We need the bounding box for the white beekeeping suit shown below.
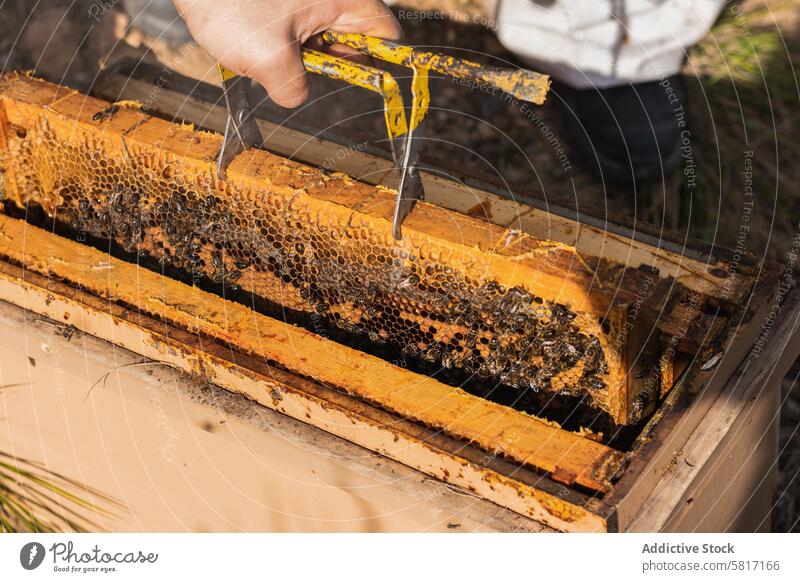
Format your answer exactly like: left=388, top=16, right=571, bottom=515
left=495, top=0, right=727, bottom=88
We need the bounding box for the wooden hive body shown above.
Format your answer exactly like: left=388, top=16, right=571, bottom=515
left=0, top=73, right=784, bottom=532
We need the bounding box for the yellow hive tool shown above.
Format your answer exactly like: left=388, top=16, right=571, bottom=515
left=216, top=32, right=550, bottom=239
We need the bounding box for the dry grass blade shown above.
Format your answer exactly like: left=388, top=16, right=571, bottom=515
left=0, top=452, right=123, bottom=532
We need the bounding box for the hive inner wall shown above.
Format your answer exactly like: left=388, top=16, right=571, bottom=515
left=0, top=92, right=639, bottom=424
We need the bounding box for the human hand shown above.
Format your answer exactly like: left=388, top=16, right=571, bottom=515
left=173, top=0, right=402, bottom=107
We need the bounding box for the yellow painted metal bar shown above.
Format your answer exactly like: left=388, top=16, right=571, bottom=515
left=301, top=48, right=409, bottom=139
left=407, top=64, right=429, bottom=133
left=218, top=55, right=414, bottom=139
left=219, top=32, right=547, bottom=142
left=323, top=31, right=415, bottom=66
left=318, top=32, right=430, bottom=132
left=321, top=31, right=550, bottom=106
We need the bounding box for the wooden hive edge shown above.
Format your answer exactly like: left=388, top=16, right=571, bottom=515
left=604, top=261, right=785, bottom=528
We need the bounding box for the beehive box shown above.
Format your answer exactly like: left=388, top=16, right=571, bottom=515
left=0, top=71, right=796, bottom=531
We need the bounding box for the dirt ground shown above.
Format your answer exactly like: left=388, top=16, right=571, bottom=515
left=0, top=0, right=798, bottom=532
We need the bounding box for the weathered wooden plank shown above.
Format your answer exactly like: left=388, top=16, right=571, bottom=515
left=628, top=291, right=800, bottom=531
left=606, top=263, right=783, bottom=528
left=0, top=296, right=559, bottom=533
left=0, top=258, right=608, bottom=530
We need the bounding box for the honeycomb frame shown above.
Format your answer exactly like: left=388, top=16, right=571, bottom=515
left=0, top=74, right=670, bottom=424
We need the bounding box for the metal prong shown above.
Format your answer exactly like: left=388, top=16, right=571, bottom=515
left=390, top=63, right=427, bottom=240
left=216, top=70, right=263, bottom=180
left=392, top=156, right=424, bottom=240
left=216, top=114, right=236, bottom=179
